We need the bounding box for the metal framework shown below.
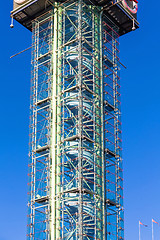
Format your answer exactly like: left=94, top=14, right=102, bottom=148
left=27, top=0, right=124, bottom=239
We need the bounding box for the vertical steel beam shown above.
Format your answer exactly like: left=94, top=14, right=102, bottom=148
left=94, top=9, right=103, bottom=240
left=56, top=5, right=62, bottom=240
left=51, top=5, right=58, bottom=240
left=100, top=9, right=106, bottom=240
left=78, top=0, right=83, bottom=239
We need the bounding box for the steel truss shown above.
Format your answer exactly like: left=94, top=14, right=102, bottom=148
left=27, top=1, right=124, bottom=239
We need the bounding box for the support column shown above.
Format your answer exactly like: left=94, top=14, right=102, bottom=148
left=51, top=4, right=58, bottom=240
left=78, top=0, right=83, bottom=239
left=56, top=5, right=62, bottom=240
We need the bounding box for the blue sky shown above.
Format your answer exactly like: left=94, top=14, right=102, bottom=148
left=0, top=1, right=160, bottom=240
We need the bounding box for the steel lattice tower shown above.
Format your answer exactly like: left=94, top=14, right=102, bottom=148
left=11, top=0, right=139, bottom=239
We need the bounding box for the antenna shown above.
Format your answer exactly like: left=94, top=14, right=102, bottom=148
left=10, top=46, right=32, bottom=59
left=132, top=18, right=136, bottom=31
left=10, top=16, right=14, bottom=28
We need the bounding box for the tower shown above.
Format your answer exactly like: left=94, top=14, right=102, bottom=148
left=11, top=0, right=139, bottom=239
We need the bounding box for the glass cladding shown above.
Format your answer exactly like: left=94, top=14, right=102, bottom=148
left=58, top=2, right=103, bottom=239
left=27, top=11, right=53, bottom=240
